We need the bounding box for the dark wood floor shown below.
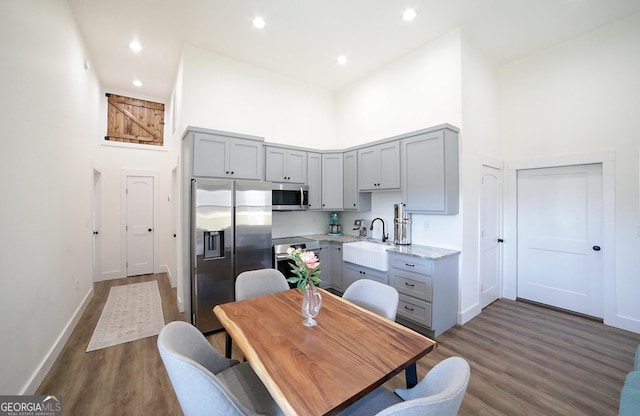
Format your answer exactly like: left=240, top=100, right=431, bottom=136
left=37, top=273, right=640, bottom=415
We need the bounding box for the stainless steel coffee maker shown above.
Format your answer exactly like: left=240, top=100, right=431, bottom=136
left=394, top=203, right=411, bottom=245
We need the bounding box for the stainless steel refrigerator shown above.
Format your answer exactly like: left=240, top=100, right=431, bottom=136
left=190, top=179, right=272, bottom=333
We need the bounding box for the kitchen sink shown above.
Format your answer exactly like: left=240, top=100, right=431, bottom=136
left=342, top=241, right=390, bottom=271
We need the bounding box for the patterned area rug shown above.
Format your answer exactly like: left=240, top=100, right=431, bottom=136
left=87, top=280, right=165, bottom=352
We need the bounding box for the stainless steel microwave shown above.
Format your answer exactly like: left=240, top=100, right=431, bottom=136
left=272, top=183, right=309, bottom=211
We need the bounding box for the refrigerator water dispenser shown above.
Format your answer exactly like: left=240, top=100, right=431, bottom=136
left=204, top=231, right=224, bottom=259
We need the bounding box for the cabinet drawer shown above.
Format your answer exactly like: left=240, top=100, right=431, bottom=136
left=397, top=294, right=432, bottom=328
left=391, top=272, right=432, bottom=302
left=391, top=257, right=432, bottom=275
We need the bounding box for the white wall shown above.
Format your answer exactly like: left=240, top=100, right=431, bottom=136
left=334, top=30, right=465, bottom=257
left=500, top=12, right=640, bottom=332
left=93, top=141, right=177, bottom=281
left=458, top=36, right=502, bottom=322
left=335, top=30, right=463, bottom=146
left=180, top=45, right=338, bottom=148
left=0, top=0, right=101, bottom=394
left=335, top=30, right=480, bottom=322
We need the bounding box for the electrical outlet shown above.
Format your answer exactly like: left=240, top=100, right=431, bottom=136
left=75, top=279, right=79, bottom=291
left=423, top=221, right=430, bottom=230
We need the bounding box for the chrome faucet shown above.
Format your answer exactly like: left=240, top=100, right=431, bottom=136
left=370, top=218, right=388, bottom=242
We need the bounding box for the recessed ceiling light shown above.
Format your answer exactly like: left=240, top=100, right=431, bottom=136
left=402, top=8, right=417, bottom=21
left=133, top=80, right=143, bottom=87
left=129, top=40, right=142, bottom=52
left=337, top=55, right=348, bottom=65
left=252, top=16, right=266, bottom=29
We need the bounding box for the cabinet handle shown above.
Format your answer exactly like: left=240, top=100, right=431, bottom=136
left=404, top=306, right=415, bottom=312
left=405, top=263, right=415, bottom=267
left=231, top=171, right=235, bottom=175
left=405, top=282, right=415, bottom=287
left=226, top=171, right=229, bottom=174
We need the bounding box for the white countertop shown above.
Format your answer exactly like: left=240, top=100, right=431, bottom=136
left=300, top=233, right=460, bottom=260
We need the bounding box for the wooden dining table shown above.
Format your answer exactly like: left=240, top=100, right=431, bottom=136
left=214, top=288, right=436, bottom=416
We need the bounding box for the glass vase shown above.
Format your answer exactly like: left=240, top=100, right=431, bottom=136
left=301, top=283, right=323, bottom=327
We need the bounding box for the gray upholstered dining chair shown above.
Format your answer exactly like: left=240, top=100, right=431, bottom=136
left=225, top=269, right=290, bottom=358
left=342, top=279, right=400, bottom=321
left=157, top=321, right=284, bottom=416
left=338, top=356, right=470, bottom=416
left=235, top=269, right=290, bottom=301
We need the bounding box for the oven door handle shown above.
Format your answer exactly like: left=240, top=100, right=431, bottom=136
left=275, top=253, right=290, bottom=261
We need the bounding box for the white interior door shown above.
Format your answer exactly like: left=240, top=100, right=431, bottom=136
left=169, top=167, right=178, bottom=287
left=126, top=176, right=154, bottom=276
left=480, top=164, right=502, bottom=309
left=92, top=169, right=102, bottom=282
left=517, top=164, right=603, bottom=317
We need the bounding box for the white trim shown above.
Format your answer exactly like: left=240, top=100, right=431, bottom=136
left=121, top=170, right=160, bottom=277
left=459, top=303, right=483, bottom=325
left=504, top=152, right=617, bottom=327
left=22, top=288, right=94, bottom=394
left=102, top=140, right=168, bottom=152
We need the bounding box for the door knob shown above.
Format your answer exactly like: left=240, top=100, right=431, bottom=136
left=592, top=245, right=601, bottom=251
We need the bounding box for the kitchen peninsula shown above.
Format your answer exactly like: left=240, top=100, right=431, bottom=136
left=303, top=233, right=460, bottom=337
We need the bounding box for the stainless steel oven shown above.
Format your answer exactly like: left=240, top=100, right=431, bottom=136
left=272, top=237, right=320, bottom=283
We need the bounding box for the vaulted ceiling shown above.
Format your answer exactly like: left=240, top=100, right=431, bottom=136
left=68, top=0, right=640, bottom=99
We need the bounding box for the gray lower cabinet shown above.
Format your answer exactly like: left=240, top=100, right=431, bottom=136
left=401, top=126, right=459, bottom=214
left=389, top=253, right=459, bottom=337
left=317, top=242, right=344, bottom=291
left=189, top=130, right=264, bottom=180
left=342, top=262, right=388, bottom=291
left=317, top=242, right=331, bottom=289
left=330, top=244, right=343, bottom=291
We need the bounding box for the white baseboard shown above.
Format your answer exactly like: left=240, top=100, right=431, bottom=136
left=22, top=287, right=94, bottom=394
left=177, top=295, right=184, bottom=313
left=458, top=302, right=482, bottom=325
left=606, top=314, right=640, bottom=335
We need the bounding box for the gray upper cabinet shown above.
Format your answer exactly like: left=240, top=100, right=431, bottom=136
left=191, top=131, right=264, bottom=180
left=321, top=153, right=343, bottom=210
left=401, top=127, right=459, bottom=214
left=265, top=146, right=307, bottom=183
left=307, top=152, right=322, bottom=210
left=358, top=141, right=401, bottom=191
left=343, top=150, right=371, bottom=211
